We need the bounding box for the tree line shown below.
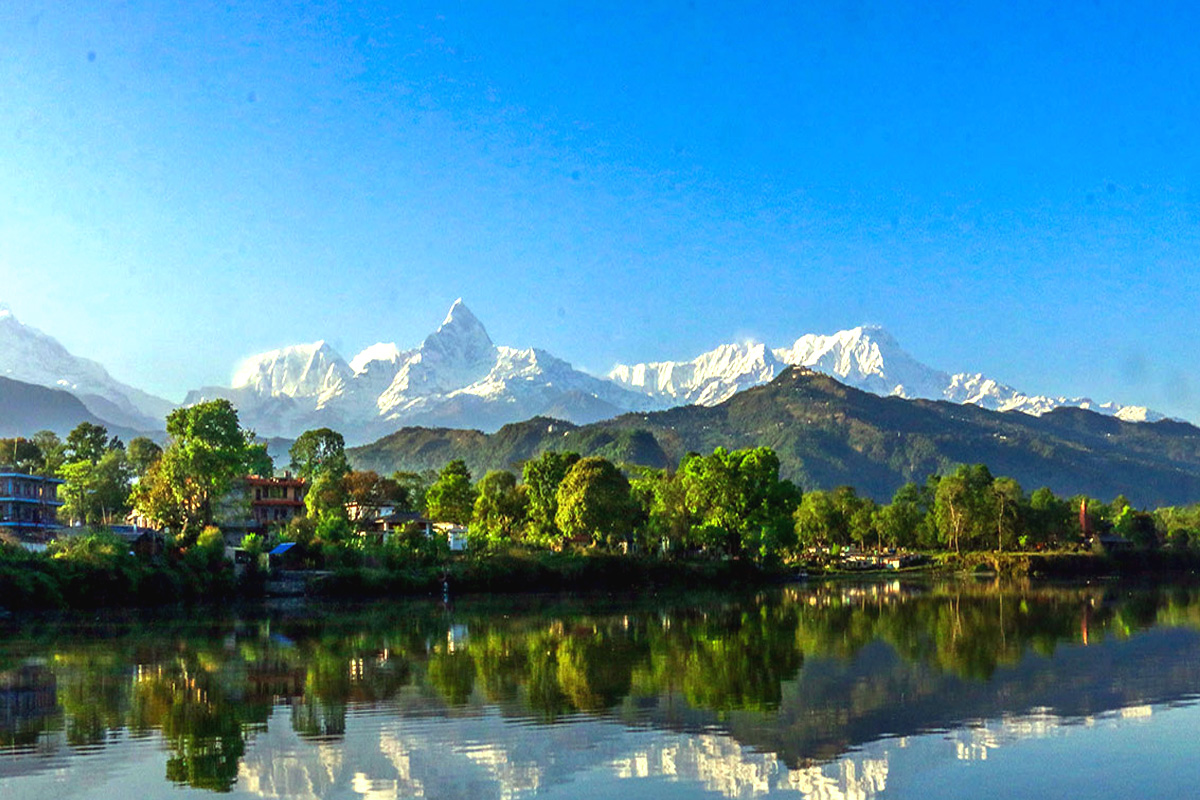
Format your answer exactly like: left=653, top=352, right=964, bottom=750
left=5, top=400, right=1200, bottom=565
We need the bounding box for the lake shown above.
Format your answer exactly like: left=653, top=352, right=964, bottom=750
left=4, top=579, right=1200, bottom=799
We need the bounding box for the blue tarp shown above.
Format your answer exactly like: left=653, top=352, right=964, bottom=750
left=268, top=542, right=297, bottom=555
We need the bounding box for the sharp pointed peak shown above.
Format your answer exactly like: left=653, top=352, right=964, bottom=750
left=441, top=298, right=479, bottom=327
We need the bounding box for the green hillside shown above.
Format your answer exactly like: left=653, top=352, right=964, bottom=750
left=349, top=367, right=1200, bottom=507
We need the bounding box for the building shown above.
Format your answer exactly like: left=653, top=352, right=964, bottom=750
left=360, top=510, right=434, bottom=540
left=0, top=470, right=64, bottom=540
left=246, top=474, right=308, bottom=528
left=217, top=473, right=308, bottom=544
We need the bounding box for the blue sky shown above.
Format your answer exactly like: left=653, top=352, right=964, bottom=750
left=1, top=1, right=1198, bottom=418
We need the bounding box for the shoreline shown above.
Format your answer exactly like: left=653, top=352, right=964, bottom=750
left=5, top=549, right=1200, bottom=617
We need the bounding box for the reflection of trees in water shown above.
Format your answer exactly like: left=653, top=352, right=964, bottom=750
left=9, top=582, right=1200, bottom=790
left=130, top=659, right=263, bottom=792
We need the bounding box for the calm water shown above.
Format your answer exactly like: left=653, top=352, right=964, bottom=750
left=5, top=580, right=1200, bottom=799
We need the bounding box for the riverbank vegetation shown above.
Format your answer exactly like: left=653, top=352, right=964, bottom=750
left=6, top=401, right=1200, bottom=609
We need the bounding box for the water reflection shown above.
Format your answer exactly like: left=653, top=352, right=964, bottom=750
left=2, top=580, right=1200, bottom=798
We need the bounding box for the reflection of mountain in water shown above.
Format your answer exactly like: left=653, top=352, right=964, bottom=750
left=237, top=709, right=892, bottom=800
left=5, top=582, right=1200, bottom=798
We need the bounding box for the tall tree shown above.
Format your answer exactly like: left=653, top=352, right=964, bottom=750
left=522, top=451, right=580, bottom=543
left=471, top=470, right=528, bottom=549
left=933, top=464, right=996, bottom=553
left=31, top=430, right=66, bottom=476
left=289, top=428, right=349, bottom=481
left=555, top=457, right=638, bottom=549
left=1028, top=486, right=1071, bottom=547
left=58, top=449, right=134, bottom=527
left=679, top=447, right=799, bottom=560
left=127, top=436, right=164, bottom=478
left=794, top=490, right=845, bottom=550
left=425, top=460, right=477, bottom=525
left=0, top=437, right=42, bottom=470
left=131, top=400, right=270, bottom=539
left=630, top=467, right=691, bottom=556
left=991, top=476, right=1024, bottom=552
left=66, top=421, right=118, bottom=464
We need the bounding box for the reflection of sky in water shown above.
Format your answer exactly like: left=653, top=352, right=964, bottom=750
left=4, top=701, right=1200, bottom=800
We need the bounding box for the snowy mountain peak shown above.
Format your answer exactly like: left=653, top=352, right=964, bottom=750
left=232, top=341, right=352, bottom=400
left=420, top=299, right=496, bottom=367
left=616, top=323, right=1163, bottom=424
left=442, top=297, right=473, bottom=326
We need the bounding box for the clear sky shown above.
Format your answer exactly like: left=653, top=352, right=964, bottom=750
left=1, top=1, right=1198, bottom=418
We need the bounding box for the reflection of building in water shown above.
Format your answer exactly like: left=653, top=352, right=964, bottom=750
left=0, top=663, right=59, bottom=748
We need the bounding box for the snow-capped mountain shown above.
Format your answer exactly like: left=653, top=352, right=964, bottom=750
left=0, top=306, right=174, bottom=431
left=186, top=300, right=654, bottom=442
left=610, top=325, right=1161, bottom=423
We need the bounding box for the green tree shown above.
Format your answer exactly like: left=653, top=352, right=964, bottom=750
left=555, top=457, right=638, bottom=549
left=392, top=470, right=435, bottom=513
left=1028, top=486, right=1071, bottom=547
left=877, top=482, right=932, bottom=549
left=794, top=490, right=844, bottom=550
left=471, top=470, right=528, bottom=549
left=288, top=428, right=349, bottom=481
left=305, top=468, right=348, bottom=520
left=1114, top=506, right=1160, bottom=549
left=933, top=464, right=996, bottom=553
left=58, top=449, right=134, bottom=527
left=425, top=460, right=477, bottom=525
left=131, top=400, right=269, bottom=540
left=66, top=421, right=117, bottom=464
left=522, top=451, right=580, bottom=544
left=991, top=476, right=1024, bottom=552
left=0, top=437, right=42, bottom=469
left=126, top=436, right=163, bottom=478
left=31, top=430, right=67, bottom=475
left=678, top=447, right=800, bottom=560
left=630, top=467, right=691, bottom=556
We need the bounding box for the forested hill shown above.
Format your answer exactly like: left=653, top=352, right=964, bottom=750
left=348, top=367, right=1200, bottom=507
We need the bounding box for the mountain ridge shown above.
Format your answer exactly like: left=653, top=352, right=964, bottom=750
left=349, top=367, right=1200, bottom=508
left=0, top=300, right=1169, bottom=445
left=610, top=324, right=1160, bottom=423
